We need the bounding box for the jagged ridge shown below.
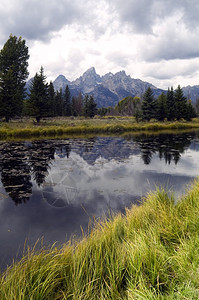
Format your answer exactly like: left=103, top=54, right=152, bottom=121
left=53, top=67, right=165, bottom=107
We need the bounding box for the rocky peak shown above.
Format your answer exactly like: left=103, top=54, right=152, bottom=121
left=82, top=67, right=101, bottom=82
left=115, top=70, right=127, bottom=77
left=101, top=72, right=114, bottom=81
left=73, top=67, right=101, bottom=93
left=53, top=75, right=70, bottom=92
left=82, top=66, right=96, bottom=76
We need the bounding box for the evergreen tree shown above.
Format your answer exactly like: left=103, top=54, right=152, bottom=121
left=28, top=67, right=49, bottom=123
left=48, top=81, right=56, bottom=117
left=157, top=93, right=167, bottom=121
left=141, top=87, right=157, bottom=121
left=195, top=98, right=199, bottom=116
left=72, top=92, right=83, bottom=116
left=83, top=95, right=97, bottom=118
left=64, top=85, right=71, bottom=116
left=54, top=89, right=64, bottom=116
left=77, top=92, right=84, bottom=116
left=166, top=87, right=175, bottom=121
left=71, top=96, right=77, bottom=116
left=174, top=85, right=187, bottom=120
left=186, top=100, right=196, bottom=121
left=83, top=94, right=90, bottom=117
left=0, top=35, right=29, bottom=121
left=88, top=95, right=97, bottom=117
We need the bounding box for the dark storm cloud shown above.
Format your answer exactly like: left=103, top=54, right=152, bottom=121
left=0, top=0, right=90, bottom=43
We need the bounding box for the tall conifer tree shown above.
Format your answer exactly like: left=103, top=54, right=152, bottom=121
left=48, top=81, right=56, bottom=117
left=28, top=67, right=49, bottom=123
left=141, top=87, right=157, bottom=121
left=166, top=87, right=175, bottom=121
left=157, top=93, right=167, bottom=121
left=174, top=85, right=187, bottom=120
left=0, top=35, right=29, bottom=121
left=64, top=85, right=71, bottom=116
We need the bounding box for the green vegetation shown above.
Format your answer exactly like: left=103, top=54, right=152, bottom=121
left=1, top=117, right=199, bottom=140
left=0, top=35, right=29, bottom=122
left=100, top=86, right=197, bottom=122
left=27, top=67, right=50, bottom=123
left=1, top=178, right=199, bottom=299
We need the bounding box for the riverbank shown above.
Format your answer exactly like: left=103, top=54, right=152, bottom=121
left=1, top=116, right=199, bottom=139
left=1, top=178, right=199, bottom=299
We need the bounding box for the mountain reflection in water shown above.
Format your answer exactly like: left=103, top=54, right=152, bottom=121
left=0, top=132, right=197, bottom=205
left=0, top=132, right=199, bottom=269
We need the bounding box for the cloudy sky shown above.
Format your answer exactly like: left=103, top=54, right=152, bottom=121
left=1, top=0, right=199, bottom=89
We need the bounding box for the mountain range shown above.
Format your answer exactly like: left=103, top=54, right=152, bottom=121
left=26, top=67, right=199, bottom=107
left=53, top=67, right=165, bottom=107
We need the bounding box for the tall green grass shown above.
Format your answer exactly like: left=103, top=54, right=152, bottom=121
left=1, top=117, right=199, bottom=139
left=1, top=179, right=199, bottom=299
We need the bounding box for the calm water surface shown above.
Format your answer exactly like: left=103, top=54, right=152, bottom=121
left=0, top=131, right=199, bottom=269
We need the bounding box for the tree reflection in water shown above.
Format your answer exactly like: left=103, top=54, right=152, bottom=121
left=29, top=141, right=56, bottom=186
left=0, top=143, right=32, bottom=205
left=0, top=132, right=196, bottom=204
left=133, top=132, right=195, bottom=165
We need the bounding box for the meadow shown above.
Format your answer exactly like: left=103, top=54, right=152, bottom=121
left=1, top=177, right=199, bottom=299
left=1, top=116, right=199, bottom=139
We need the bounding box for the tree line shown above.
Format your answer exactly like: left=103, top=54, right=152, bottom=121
left=0, top=34, right=197, bottom=123
left=98, top=86, right=197, bottom=121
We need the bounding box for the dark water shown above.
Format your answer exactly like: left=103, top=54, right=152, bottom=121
left=0, top=131, right=199, bottom=269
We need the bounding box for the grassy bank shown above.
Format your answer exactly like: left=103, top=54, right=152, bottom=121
left=1, top=179, right=199, bottom=299
left=1, top=117, right=199, bottom=139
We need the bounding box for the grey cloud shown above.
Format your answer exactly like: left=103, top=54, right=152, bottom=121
left=0, top=0, right=91, bottom=43
left=108, top=0, right=199, bottom=33
left=111, top=0, right=154, bottom=33
left=141, top=30, right=199, bottom=62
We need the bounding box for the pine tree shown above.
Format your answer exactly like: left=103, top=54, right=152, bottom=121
left=71, top=94, right=83, bottom=117
left=157, top=93, right=167, bottom=121
left=48, top=81, right=56, bottom=117
left=28, top=67, right=49, bottom=123
left=83, top=95, right=97, bottom=118
left=83, top=94, right=90, bottom=117
left=88, top=95, right=97, bottom=117
left=54, top=89, right=64, bottom=116
left=185, top=100, right=196, bottom=121
left=174, top=85, right=187, bottom=120
left=166, top=87, right=175, bottom=121
left=64, top=85, right=71, bottom=116
left=141, top=87, right=157, bottom=121
left=71, top=96, right=77, bottom=116
left=0, top=35, right=29, bottom=121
